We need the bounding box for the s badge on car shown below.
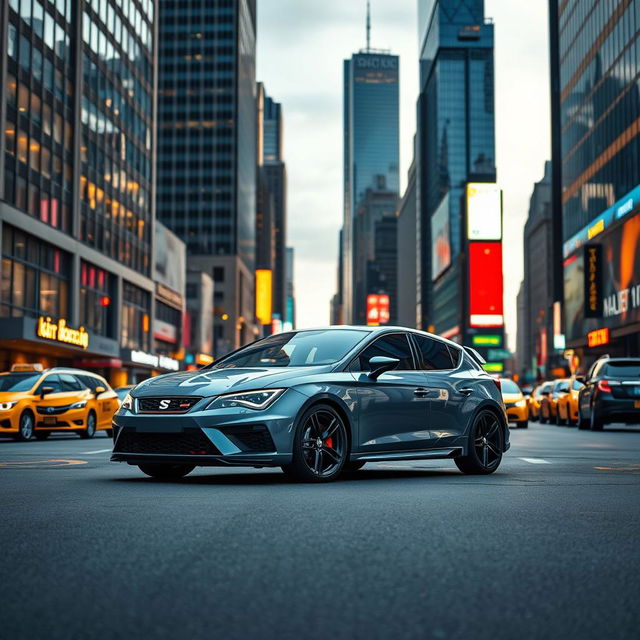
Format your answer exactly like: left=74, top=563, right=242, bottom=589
left=159, top=399, right=171, bottom=410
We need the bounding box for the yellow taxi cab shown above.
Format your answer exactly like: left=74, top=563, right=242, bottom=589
left=500, top=378, right=529, bottom=428
left=556, top=375, right=585, bottom=426
left=540, top=378, right=569, bottom=424
left=0, top=364, right=118, bottom=441
left=528, top=381, right=552, bottom=422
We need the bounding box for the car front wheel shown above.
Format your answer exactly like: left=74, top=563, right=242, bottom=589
left=139, top=464, right=195, bottom=480
left=81, top=411, right=97, bottom=439
left=282, top=403, right=348, bottom=482
left=455, top=410, right=503, bottom=475
left=16, top=411, right=35, bottom=441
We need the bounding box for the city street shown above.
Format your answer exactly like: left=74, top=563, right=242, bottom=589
left=0, top=424, right=638, bottom=639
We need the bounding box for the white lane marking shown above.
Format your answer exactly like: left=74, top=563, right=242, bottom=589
left=519, top=457, right=551, bottom=464
left=82, top=449, right=112, bottom=455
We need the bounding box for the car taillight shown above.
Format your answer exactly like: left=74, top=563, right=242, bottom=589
left=493, top=378, right=501, bottom=393
left=597, top=380, right=612, bottom=393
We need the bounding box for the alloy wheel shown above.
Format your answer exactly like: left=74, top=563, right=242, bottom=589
left=300, top=409, right=347, bottom=478
left=473, top=412, right=502, bottom=470
left=19, top=413, right=34, bottom=440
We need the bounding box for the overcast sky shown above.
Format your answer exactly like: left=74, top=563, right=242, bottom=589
left=256, top=0, right=551, bottom=349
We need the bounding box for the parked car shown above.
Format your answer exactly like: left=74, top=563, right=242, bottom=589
left=111, top=327, right=510, bottom=482
left=0, top=364, right=118, bottom=440
left=500, top=378, right=528, bottom=428
left=528, top=382, right=552, bottom=422
left=578, top=356, right=640, bottom=430
left=556, top=375, right=585, bottom=425
left=540, top=379, right=568, bottom=424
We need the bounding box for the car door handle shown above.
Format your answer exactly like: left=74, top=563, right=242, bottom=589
left=459, top=388, right=474, bottom=396
left=414, top=388, right=429, bottom=398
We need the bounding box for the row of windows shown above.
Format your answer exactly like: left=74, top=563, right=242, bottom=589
left=80, top=261, right=114, bottom=337
left=86, top=0, right=152, bottom=53
left=121, top=281, right=151, bottom=351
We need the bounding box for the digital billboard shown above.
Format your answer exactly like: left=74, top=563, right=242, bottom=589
left=366, top=294, right=390, bottom=326
left=255, top=270, right=273, bottom=326
left=466, top=183, right=502, bottom=241
left=468, top=242, right=504, bottom=327
left=431, top=193, right=451, bottom=279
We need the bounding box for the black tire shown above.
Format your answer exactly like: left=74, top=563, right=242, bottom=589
left=590, top=407, right=604, bottom=431
left=105, top=429, right=113, bottom=438
left=138, top=464, right=195, bottom=480
left=555, top=409, right=564, bottom=426
left=540, top=412, right=548, bottom=424
left=281, top=403, right=349, bottom=483
left=34, top=431, right=50, bottom=440
left=80, top=411, right=97, bottom=439
left=517, top=421, right=528, bottom=429
left=455, top=410, right=504, bottom=475
left=15, top=411, right=35, bottom=441
left=577, top=407, right=590, bottom=429
left=343, top=461, right=366, bottom=472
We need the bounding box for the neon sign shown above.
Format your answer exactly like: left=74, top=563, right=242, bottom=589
left=36, top=317, right=90, bottom=349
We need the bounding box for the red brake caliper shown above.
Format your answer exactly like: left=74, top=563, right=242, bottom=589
left=325, top=437, right=333, bottom=449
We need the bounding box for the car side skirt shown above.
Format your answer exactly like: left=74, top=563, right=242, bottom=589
left=350, top=447, right=463, bottom=462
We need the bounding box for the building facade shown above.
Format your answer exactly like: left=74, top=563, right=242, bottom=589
left=550, top=0, right=640, bottom=367
left=157, top=0, right=257, bottom=355
left=397, top=155, right=417, bottom=328
left=341, top=49, right=399, bottom=325
left=417, top=0, right=500, bottom=366
left=0, top=0, right=182, bottom=384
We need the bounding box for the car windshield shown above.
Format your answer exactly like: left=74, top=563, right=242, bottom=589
left=500, top=379, right=520, bottom=394
left=0, top=373, right=41, bottom=392
left=213, top=329, right=369, bottom=369
left=603, top=362, right=640, bottom=378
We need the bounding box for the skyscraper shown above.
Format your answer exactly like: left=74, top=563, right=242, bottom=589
left=417, top=0, right=497, bottom=352
left=550, top=0, right=640, bottom=363
left=0, top=0, right=183, bottom=383
left=157, top=0, right=257, bottom=354
left=341, top=16, right=399, bottom=325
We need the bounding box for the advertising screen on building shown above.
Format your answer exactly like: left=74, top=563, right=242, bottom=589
left=468, top=242, right=504, bottom=327
left=467, top=183, right=502, bottom=241
left=431, top=193, right=451, bottom=279
left=366, top=294, right=390, bottom=326
left=255, top=270, right=273, bottom=325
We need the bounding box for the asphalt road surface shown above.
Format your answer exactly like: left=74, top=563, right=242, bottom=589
left=1, top=422, right=639, bottom=640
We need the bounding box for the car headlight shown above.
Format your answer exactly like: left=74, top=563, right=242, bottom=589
left=69, top=401, right=87, bottom=409
left=206, top=389, right=285, bottom=411
left=0, top=401, right=17, bottom=411
left=120, top=393, right=134, bottom=411
left=515, top=399, right=526, bottom=407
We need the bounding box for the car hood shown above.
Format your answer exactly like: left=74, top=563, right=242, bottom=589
left=131, top=366, right=332, bottom=398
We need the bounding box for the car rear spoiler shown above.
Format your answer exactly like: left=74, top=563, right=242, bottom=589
left=463, top=346, right=486, bottom=366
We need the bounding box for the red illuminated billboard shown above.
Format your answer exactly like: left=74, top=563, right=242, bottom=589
left=469, top=242, right=504, bottom=327
left=366, top=294, right=390, bottom=326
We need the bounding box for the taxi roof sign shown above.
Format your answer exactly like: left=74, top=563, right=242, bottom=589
left=10, top=363, right=44, bottom=372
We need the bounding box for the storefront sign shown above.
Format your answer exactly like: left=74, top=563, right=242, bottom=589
left=472, top=335, right=502, bottom=347
left=129, top=350, right=180, bottom=371
left=36, top=316, right=90, bottom=350
left=583, top=244, right=602, bottom=318
left=587, top=328, right=609, bottom=348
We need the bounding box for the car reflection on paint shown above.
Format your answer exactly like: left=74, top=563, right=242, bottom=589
left=111, top=327, right=510, bottom=483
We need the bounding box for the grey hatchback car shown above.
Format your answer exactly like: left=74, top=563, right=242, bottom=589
left=111, top=327, right=509, bottom=482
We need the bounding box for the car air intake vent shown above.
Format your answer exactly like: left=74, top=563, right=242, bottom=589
left=114, top=431, right=220, bottom=455
left=36, top=405, right=71, bottom=415
left=137, top=397, right=201, bottom=413
left=220, top=425, right=276, bottom=452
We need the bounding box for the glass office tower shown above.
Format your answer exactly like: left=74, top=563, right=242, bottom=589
left=342, top=51, right=399, bottom=324
left=551, top=0, right=640, bottom=361
left=0, top=0, right=167, bottom=382
left=417, top=0, right=496, bottom=341
left=157, top=0, right=257, bottom=353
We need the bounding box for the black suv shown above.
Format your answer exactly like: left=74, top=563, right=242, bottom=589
left=578, top=356, right=640, bottom=430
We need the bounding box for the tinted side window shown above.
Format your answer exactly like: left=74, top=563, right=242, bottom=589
left=413, top=335, right=455, bottom=370
left=36, top=375, right=62, bottom=393
left=351, top=334, right=415, bottom=372
left=60, top=374, right=82, bottom=391
left=77, top=375, right=102, bottom=391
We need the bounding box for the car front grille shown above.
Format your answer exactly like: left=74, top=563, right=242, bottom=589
left=220, top=425, right=276, bottom=452
left=136, top=397, right=202, bottom=414
left=36, top=405, right=71, bottom=415
left=114, top=430, right=220, bottom=456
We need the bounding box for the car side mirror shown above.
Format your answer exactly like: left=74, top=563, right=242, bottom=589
left=40, top=386, right=54, bottom=398
left=94, top=386, right=106, bottom=395
left=368, top=356, right=399, bottom=380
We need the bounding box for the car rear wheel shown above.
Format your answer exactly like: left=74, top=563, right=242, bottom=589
left=590, top=407, right=604, bottom=431
left=15, top=411, right=34, bottom=441
left=138, top=464, right=195, bottom=480
left=577, top=406, right=590, bottom=430
left=282, top=403, right=348, bottom=482
left=517, top=420, right=528, bottom=429
left=80, top=411, right=96, bottom=439
left=455, top=410, right=503, bottom=475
